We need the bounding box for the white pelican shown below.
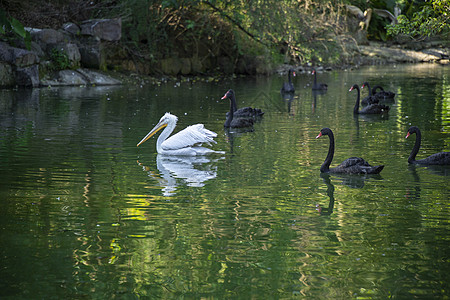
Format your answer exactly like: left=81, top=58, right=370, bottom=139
left=137, top=113, right=223, bottom=156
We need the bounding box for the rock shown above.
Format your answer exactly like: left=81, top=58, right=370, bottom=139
left=161, top=58, right=182, bottom=75
left=29, top=28, right=65, bottom=52
left=76, top=69, right=122, bottom=85
left=0, top=42, right=40, bottom=87
left=56, top=43, right=81, bottom=67
left=80, top=18, right=122, bottom=41
left=0, top=42, right=14, bottom=62
left=354, top=30, right=369, bottom=45
left=236, top=55, right=272, bottom=75
left=180, top=58, right=191, bottom=75
left=0, top=62, right=14, bottom=87
left=421, top=49, right=449, bottom=59
left=359, top=45, right=442, bottom=63
left=78, top=38, right=104, bottom=69
left=63, top=23, right=81, bottom=35
left=30, top=41, right=45, bottom=58
left=40, top=69, right=121, bottom=86
left=12, top=47, right=40, bottom=67
left=43, top=70, right=87, bottom=86
left=0, top=42, right=38, bottom=67
left=15, top=65, right=40, bottom=87
left=190, top=57, right=204, bottom=74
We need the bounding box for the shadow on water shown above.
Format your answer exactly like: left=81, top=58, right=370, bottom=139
left=331, top=172, right=383, bottom=189
left=315, top=171, right=383, bottom=216
left=137, top=155, right=222, bottom=196
left=408, top=163, right=450, bottom=177
left=311, top=89, right=327, bottom=115
left=406, top=164, right=422, bottom=201
left=316, top=173, right=335, bottom=216
left=280, top=91, right=295, bottom=115
left=224, top=127, right=255, bottom=154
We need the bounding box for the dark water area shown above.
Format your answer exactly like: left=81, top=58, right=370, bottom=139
left=0, top=64, right=449, bottom=298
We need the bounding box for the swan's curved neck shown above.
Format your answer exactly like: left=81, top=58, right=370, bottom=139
left=288, top=70, right=293, bottom=84
left=408, top=130, right=421, bottom=163
left=313, top=71, right=317, bottom=85
left=321, top=132, right=335, bottom=172
left=353, top=86, right=361, bottom=114
left=156, top=121, right=176, bottom=153
left=366, top=83, right=372, bottom=96
left=224, top=98, right=234, bottom=127
left=231, top=94, right=238, bottom=112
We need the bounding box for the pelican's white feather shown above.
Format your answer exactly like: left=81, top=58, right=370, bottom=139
left=162, top=124, right=217, bottom=150
left=137, top=112, right=223, bottom=156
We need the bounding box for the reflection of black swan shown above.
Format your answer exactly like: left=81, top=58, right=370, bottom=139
left=312, top=68, right=328, bottom=90
left=406, top=126, right=450, bottom=165
left=222, top=89, right=261, bottom=128
left=361, top=82, right=379, bottom=105
left=316, top=127, right=384, bottom=174
left=222, top=89, right=264, bottom=118
left=317, top=173, right=335, bottom=216
left=350, top=84, right=389, bottom=114
left=281, top=68, right=296, bottom=93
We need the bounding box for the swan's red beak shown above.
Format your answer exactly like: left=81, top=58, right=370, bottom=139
left=293, top=71, right=296, bottom=76
left=405, top=132, right=411, bottom=139
left=349, top=87, right=354, bottom=92
left=316, top=132, right=323, bottom=139
left=221, top=93, right=228, bottom=100
left=312, top=70, right=315, bottom=75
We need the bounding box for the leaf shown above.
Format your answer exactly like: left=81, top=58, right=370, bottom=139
left=186, top=20, right=195, bottom=30
left=24, top=31, right=32, bottom=50
left=10, top=17, right=26, bottom=38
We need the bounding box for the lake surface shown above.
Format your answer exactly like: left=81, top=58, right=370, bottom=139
left=1, top=64, right=449, bottom=299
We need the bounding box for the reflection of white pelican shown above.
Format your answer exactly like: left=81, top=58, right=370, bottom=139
left=137, top=113, right=223, bottom=155
left=138, top=155, right=220, bottom=196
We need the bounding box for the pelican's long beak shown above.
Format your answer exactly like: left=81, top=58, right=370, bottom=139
left=137, top=121, right=167, bottom=147
left=316, top=132, right=323, bottom=139
left=405, top=132, right=411, bottom=139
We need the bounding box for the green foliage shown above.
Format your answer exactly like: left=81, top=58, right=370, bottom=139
left=0, top=8, right=31, bottom=49
left=49, top=48, right=71, bottom=71
left=203, top=0, right=347, bottom=65
left=386, top=0, right=450, bottom=40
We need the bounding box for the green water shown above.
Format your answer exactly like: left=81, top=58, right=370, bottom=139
left=1, top=64, right=449, bottom=299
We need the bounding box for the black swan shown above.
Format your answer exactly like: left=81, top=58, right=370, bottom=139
left=281, top=69, right=296, bottom=93
left=316, top=127, right=384, bottom=174
left=361, top=82, right=380, bottom=105
left=405, top=126, right=450, bottom=165
left=372, top=85, right=395, bottom=100
left=350, top=84, right=389, bottom=114
left=222, top=90, right=258, bottom=128
left=312, top=69, right=328, bottom=90
left=222, top=89, right=264, bottom=118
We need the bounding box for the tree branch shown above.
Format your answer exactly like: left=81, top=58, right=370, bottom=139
left=202, top=0, right=270, bottom=48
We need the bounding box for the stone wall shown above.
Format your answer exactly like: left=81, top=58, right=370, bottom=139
left=0, top=18, right=122, bottom=88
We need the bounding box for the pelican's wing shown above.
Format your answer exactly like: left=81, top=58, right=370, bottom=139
left=161, top=124, right=217, bottom=151
left=374, top=8, right=397, bottom=24
left=346, top=4, right=364, bottom=20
